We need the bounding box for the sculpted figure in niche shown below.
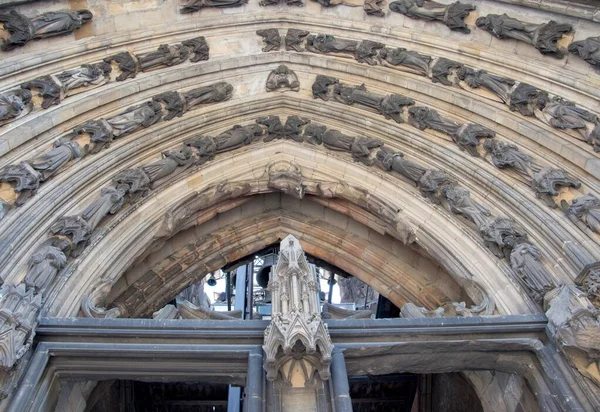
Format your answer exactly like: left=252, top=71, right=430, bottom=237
left=182, top=37, right=210, bottom=62
left=137, top=44, right=190, bottom=72
left=569, top=37, right=600, bottom=69
left=441, top=185, right=491, bottom=228
left=285, top=29, right=310, bottom=52
left=457, top=68, right=515, bottom=104
left=0, top=89, right=32, bottom=124
left=355, top=40, right=385, bottom=65
left=104, top=52, right=139, bottom=82
left=153, top=91, right=186, bottom=121
left=431, top=58, right=463, bottom=86
left=303, top=123, right=327, bottom=145
left=20, top=76, right=62, bottom=109
left=306, top=34, right=358, bottom=57
left=483, top=140, right=532, bottom=176
left=25, top=238, right=70, bottom=292
left=389, top=0, right=475, bottom=33
left=0, top=9, right=92, bottom=51
left=480, top=217, right=527, bottom=259
left=510, top=242, right=554, bottom=303
left=141, top=147, right=194, bottom=186
left=112, top=169, right=151, bottom=202
left=81, top=187, right=127, bottom=231
left=266, top=65, right=300, bottom=92
left=565, top=195, right=600, bottom=235
left=322, top=130, right=382, bottom=165
left=0, top=163, right=41, bottom=205
left=189, top=124, right=263, bottom=164
left=312, top=75, right=339, bottom=101
left=475, top=14, right=572, bottom=58
left=532, top=167, right=581, bottom=208
left=29, top=139, right=86, bottom=181
left=183, top=82, right=233, bottom=109
left=256, top=116, right=284, bottom=142
left=364, top=0, right=386, bottom=17
left=508, top=83, right=548, bottom=117
left=257, top=29, right=281, bottom=52
left=181, top=0, right=249, bottom=12
left=284, top=116, right=310, bottom=142
left=105, top=101, right=163, bottom=138
left=50, top=215, right=91, bottom=257
left=379, top=47, right=432, bottom=76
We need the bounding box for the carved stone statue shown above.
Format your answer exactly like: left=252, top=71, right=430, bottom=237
left=508, top=83, right=548, bottom=117
left=0, top=9, right=93, bottom=51
left=29, top=138, right=85, bottom=180
left=257, top=116, right=285, bottom=142
left=81, top=187, right=127, bottom=231
left=189, top=124, right=263, bottom=164
left=20, top=76, right=61, bottom=109
left=565, top=194, right=600, bottom=235
left=431, top=58, right=463, bottom=86
left=483, top=140, right=531, bottom=176
left=475, top=14, right=573, bottom=58
left=56, top=62, right=112, bottom=96
left=408, top=106, right=461, bottom=135
left=453, top=296, right=495, bottom=316
left=0, top=162, right=41, bottom=206
left=50, top=215, right=91, bottom=256
left=285, top=29, right=310, bottom=52
left=306, top=34, right=358, bottom=57
left=356, top=40, right=385, bottom=65
left=267, top=161, right=305, bottom=199
left=322, top=130, right=383, bottom=165
left=510, top=242, right=554, bottom=303
left=569, top=36, right=600, bottom=69
left=153, top=91, right=186, bottom=121
left=284, top=116, right=310, bottom=142
left=539, top=97, right=599, bottom=149
left=25, top=237, right=70, bottom=292
left=364, top=0, right=386, bottom=17
left=183, top=82, right=233, bottom=109
left=0, top=89, right=32, bottom=124
left=334, top=83, right=413, bottom=123
left=418, top=169, right=451, bottom=202
left=105, top=101, right=163, bottom=137
left=379, top=47, right=432, bottom=76
left=389, top=0, right=475, bottom=33
left=182, top=37, right=210, bottom=62
left=442, top=185, right=491, bottom=228
left=532, top=167, right=581, bottom=208
left=72, top=119, right=113, bottom=154
left=458, top=68, right=515, bottom=103
left=380, top=94, right=415, bottom=123
left=181, top=0, right=249, bottom=12
left=141, top=147, right=194, bottom=186
left=312, top=75, right=339, bottom=100
left=257, top=29, right=281, bottom=52
left=303, top=123, right=327, bottom=145
left=137, top=44, right=189, bottom=72
left=266, top=65, right=300, bottom=92
left=260, top=0, right=303, bottom=6
left=479, top=217, right=528, bottom=259
left=376, top=147, right=427, bottom=185
left=453, top=124, right=496, bottom=157
left=112, top=169, right=151, bottom=202
left=103, top=52, right=139, bottom=82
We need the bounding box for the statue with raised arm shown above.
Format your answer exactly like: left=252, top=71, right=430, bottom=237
left=183, top=82, right=233, bottom=109
left=137, top=44, right=190, bottom=72
left=181, top=0, right=249, bottom=12
left=569, top=36, right=600, bottom=69
left=0, top=89, right=32, bottom=124
left=81, top=187, right=127, bottom=231
left=141, top=147, right=194, bottom=185
left=390, top=0, right=475, bottom=33
left=25, top=238, right=70, bottom=292
left=483, top=140, right=532, bottom=176
left=105, top=101, right=163, bottom=138
left=476, top=14, right=572, bottom=58
left=29, top=138, right=86, bottom=180
left=0, top=9, right=93, bottom=51
left=379, top=47, right=432, bottom=76
left=457, top=68, right=515, bottom=103
left=442, top=185, right=491, bottom=228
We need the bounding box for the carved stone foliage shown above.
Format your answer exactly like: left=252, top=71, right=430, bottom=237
left=263, top=235, right=333, bottom=382
left=0, top=9, right=93, bottom=51
left=180, top=0, right=249, bottom=13
left=0, top=89, right=32, bottom=126
left=266, top=65, right=300, bottom=92
left=569, top=36, right=600, bottom=69
left=565, top=195, right=600, bottom=235
left=389, top=0, right=475, bottom=33
left=475, top=14, right=572, bottom=58
left=257, top=29, right=281, bottom=52
left=532, top=167, right=581, bottom=208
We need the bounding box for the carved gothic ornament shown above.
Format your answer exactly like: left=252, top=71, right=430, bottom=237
left=509, top=242, right=555, bottom=304
left=180, top=0, right=249, bottom=13
left=569, top=36, right=600, bottom=69
left=0, top=9, right=92, bottom=51
left=265, top=65, right=300, bottom=92
left=0, top=89, right=32, bottom=126
left=389, top=0, right=475, bottom=33
left=565, top=195, right=600, bottom=235
left=263, top=235, right=333, bottom=382
left=575, top=262, right=600, bottom=309
left=532, top=167, right=581, bottom=208
left=257, top=29, right=281, bottom=52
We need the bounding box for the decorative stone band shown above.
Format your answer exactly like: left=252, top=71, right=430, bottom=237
left=257, top=30, right=600, bottom=152
left=0, top=81, right=232, bottom=214
left=0, top=36, right=209, bottom=127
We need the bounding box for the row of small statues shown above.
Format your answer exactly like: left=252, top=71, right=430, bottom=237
left=258, top=29, right=600, bottom=152
left=0, top=37, right=209, bottom=128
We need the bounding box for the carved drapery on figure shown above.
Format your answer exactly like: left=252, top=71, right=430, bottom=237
left=569, top=36, right=600, bottom=69
left=565, top=195, right=600, bottom=235
left=389, top=0, right=475, bottom=33
left=180, top=0, right=249, bottom=13
left=0, top=9, right=93, bottom=51
left=263, top=235, right=333, bottom=382
left=257, top=29, right=281, bottom=52
left=0, top=89, right=32, bottom=125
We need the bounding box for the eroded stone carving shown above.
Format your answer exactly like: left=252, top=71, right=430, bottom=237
left=112, top=169, right=151, bottom=202
left=565, top=195, right=600, bottom=235
left=510, top=242, right=554, bottom=303
left=458, top=68, right=515, bottom=104
left=431, top=58, right=462, bottom=86
left=442, top=185, right=491, bottom=227
left=453, top=296, right=495, bottom=316
left=483, top=140, right=532, bottom=176
left=257, top=29, right=281, bottom=52
left=306, top=34, right=358, bottom=57
left=266, top=65, right=300, bottom=92
left=180, top=0, right=249, bottom=13
left=322, top=130, right=383, bottom=165
left=0, top=9, right=93, bottom=51
left=81, top=296, right=123, bottom=319
left=509, top=83, right=548, bottom=117
left=284, top=116, right=310, bottom=142
left=356, top=40, right=385, bottom=65
left=364, top=0, right=386, bottom=17
left=312, top=75, right=339, bottom=100
left=303, top=123, right=327, bottom=145
left=29, top=139, right=85, bottom=181
left=182, top=82, right=233, bottom=109
left=73, top=119, right=113, bottom=153
left=257, top=116, right=284, bottom=142
left=25, top=238, right=70, bottom=292
left=20, top=76, right=61, bottom=110
left=285, top=29, right=310, bottom=52
left=334, top=83, right=414, bottom=123
left=267, top=161, right=305, bottom=199
left=153, top=91, right=186, bottom=121
left=569, top=36, right=600, bottom=69
left=81, top=187, right=127, bottom=231
left=389, top=0, right=475, bottom=33
left=0, top=163, right=41, bottom=206
left=137, top=44, right=190, bottom=72
left=49, top=215, right=91, bottom=257
left=182, top=37, right=210, bottom=62
left=380, top=47, right=432, bottom=76
left=532, top=167, right=581, bottom=208
left=321, top=302, right=372, bottom=319
left=401, top=302, right=444, bottom=318
left=475, top=14, right=572, bottom=58
left=189, top=124, right=263, bottom=164
left=103, top=52, right=139, bottom=82
left=105, top=101, right=163, bottom=138
left=141, top=147, right=194, bottom=186
left=480, top=217, right=527, bottom=259
left=0, top=89, right=32, bottom=125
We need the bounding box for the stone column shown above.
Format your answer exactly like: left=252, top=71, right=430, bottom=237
left=331, top=347, right=353, bottom=412
left=243, top=348, right=264, bottom=412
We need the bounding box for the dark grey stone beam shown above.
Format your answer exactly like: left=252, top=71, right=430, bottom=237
left=331, top=347, right=352, bottom=412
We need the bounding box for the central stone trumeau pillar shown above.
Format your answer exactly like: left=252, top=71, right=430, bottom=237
left=263, top=235, right=334, bottom=411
